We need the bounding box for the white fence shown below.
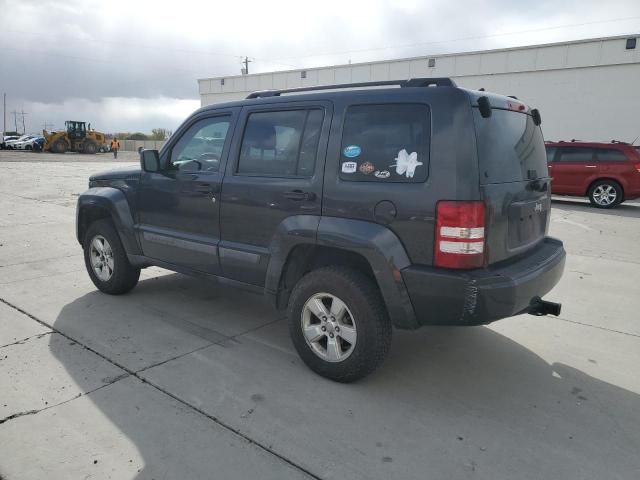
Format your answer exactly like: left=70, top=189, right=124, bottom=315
left=117, top=140, right=167, bottom=152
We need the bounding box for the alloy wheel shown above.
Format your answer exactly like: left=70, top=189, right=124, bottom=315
left=301, top=293, right=357, bottom=362
left=89, top=235, right=114, bottom=281
left=592, top=184, right=617, bottom=206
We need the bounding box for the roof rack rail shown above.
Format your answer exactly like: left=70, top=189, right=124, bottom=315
left=246, top=77, right=457, bottom=99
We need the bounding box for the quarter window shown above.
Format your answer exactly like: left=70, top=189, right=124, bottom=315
left=339, top=104, right=430, bottom=182
left=170, top=116, right=230, bottom=172
left=238, top=109, right=324, bottom=177
left=595, top=149, right=627, bottom=162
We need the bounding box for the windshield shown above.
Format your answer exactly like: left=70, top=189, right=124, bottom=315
left=473, top=109, right=548, bottom=184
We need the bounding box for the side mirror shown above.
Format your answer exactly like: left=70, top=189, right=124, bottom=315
left=141, top=149, right=160, bottom=172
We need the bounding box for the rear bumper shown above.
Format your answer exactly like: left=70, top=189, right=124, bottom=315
left=401, top=237, right=566, bottom=326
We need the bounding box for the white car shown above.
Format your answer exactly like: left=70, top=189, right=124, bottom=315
left=5, top=135, right=35, bottom=149
left=14, top=136, right=43, bottom=150
left=2, top=135, right=20, bottom=148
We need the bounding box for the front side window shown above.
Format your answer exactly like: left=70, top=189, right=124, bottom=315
left=555, top=147, right=595, bottom=162
left=170, top=116, right=230, bottom=172
left=237, top=109, right=324, bottom=177
left=339, top=104, right=430, bottom=183
left=595, top=148, right=627, bottom=162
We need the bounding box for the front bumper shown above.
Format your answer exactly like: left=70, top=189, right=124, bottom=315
left=401, top=237, right=566, bottom=326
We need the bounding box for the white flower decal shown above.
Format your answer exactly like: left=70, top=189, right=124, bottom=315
left=390, top=149, right=422, bottom=178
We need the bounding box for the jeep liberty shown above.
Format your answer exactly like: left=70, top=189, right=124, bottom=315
left=77, top=78, right=565, bottom=382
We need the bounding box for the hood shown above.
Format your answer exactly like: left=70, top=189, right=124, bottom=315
left=89, top=166, right=141, bottom=182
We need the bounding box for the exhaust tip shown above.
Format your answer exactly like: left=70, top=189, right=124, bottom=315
left=528, top=296, right=562, bottom=317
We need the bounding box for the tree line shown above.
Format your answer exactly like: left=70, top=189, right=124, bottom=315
left=110, top=128, right=172, bottom=141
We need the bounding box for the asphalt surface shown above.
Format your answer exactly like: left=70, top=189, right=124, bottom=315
left=1, top=151, right=639, bottom=480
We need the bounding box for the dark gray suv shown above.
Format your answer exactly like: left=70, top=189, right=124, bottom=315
left=77, top=78, right=565, bottom=382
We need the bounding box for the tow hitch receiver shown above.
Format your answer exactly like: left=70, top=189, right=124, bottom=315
left=528, top=296, right=562, bottom=317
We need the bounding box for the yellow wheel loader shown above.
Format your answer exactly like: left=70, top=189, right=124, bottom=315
left=43, top=121, right=106, bottom=154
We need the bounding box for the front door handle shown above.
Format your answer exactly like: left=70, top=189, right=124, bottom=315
left=282, top=190, right=316, bottom=201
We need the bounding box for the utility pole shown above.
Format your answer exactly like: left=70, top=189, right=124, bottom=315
left=2, top=93, right=6, bottom=137
left=11, top=110, right=18, bottom=133
left=242, top=56, right=252, bottom=75
left=20, top=110, right=27, bottom=134
left=43, top=122, right=54, bottom=132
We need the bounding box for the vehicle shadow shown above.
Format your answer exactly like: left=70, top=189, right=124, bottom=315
left=50, top=274, right=640, bottom=479
left=552, top=197, right=640, bottom=218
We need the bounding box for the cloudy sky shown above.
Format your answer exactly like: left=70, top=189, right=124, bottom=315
left=1, top=0, right=639, bottom=134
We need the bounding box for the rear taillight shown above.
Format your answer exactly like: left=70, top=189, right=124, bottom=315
left=434, top=201, right=486, bottom=269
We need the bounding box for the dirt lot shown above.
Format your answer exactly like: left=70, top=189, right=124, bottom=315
left=1, top=151, right=639, bottom=480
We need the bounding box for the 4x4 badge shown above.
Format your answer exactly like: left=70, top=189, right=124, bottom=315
left=535, top=202, right=543, bottom=212
left=359, top=162, right=376, bottom=174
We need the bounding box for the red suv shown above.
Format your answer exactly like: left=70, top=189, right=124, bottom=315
left=545, top=141, right=640, bottom=208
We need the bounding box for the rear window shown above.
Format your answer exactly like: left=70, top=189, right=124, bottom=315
left=339, top=104, right=430, bottom=183
left=474, top=109, right=548, bottom=184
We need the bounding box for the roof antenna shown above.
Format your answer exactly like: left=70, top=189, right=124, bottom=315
left=630, top=134, right=639, bottom=145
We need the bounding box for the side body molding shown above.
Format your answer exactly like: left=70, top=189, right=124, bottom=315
left=76, top=187, right=141, bottom=256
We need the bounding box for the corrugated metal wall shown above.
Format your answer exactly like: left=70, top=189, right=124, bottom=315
left=197, top=36, right=640, bottom=142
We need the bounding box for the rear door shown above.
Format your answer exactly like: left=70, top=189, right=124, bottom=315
left=219, top=101, right=331, bottom=285
left=473, top=106, right=551, bottom=264
left=552, top=147, right=596, bottom=195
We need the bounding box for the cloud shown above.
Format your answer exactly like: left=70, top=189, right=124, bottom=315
left=1, top=0, right=638, bottom=133
left=17, top=97, right=200, bottom=134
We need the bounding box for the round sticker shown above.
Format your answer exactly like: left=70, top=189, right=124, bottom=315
left=343, top=145, right=362, bottom=158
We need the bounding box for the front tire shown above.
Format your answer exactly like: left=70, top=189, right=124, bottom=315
left=287, top=266, right=392, bottom=382
left=588, top=180, right=622, bottom=208
left=52, top=140, right=67, bottom=154
left=83, top=219, right=140, bottom=294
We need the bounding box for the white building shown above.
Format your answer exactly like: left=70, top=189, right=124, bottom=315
left=198, top=35, right=640, bottom=142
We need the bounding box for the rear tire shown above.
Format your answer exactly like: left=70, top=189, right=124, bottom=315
left=83, top=141, right=97, bottom=154
left=287, top=266, right=392, bottom=382
left=25, top=145, right=33, bottom=151
left=83, top=219, right=140, bottom=295
left=588, top=180, right=622, bottom=208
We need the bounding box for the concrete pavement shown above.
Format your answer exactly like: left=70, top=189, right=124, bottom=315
left=1, top=152, right=639, bottom=479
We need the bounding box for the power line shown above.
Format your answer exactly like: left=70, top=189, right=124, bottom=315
left=0, top=29, right=299, bottom=69
left=269, top=15, right=640, bottom=63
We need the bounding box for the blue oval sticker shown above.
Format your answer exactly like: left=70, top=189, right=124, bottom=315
left=343, top=145, right=362, bottom=158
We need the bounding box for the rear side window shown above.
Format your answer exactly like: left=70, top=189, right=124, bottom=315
left=596, top=149, right=627, bottom=162
left=556, top=147, right=594, bottom=162
left=238, top=109, right=324, bottom=177
left=339, top=104, right=430, bottom=182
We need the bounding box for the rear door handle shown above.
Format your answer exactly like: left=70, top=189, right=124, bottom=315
left=282, top=190, right=316, bottom=201
left=194, top=183, right=212, bottom=194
